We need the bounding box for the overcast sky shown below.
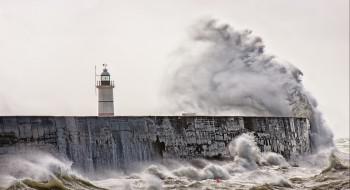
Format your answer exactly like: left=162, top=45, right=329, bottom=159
left=0, top=0, right=348, bottom=138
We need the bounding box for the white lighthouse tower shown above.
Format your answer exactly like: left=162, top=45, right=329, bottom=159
left=96, top=64, right=115, bottom=116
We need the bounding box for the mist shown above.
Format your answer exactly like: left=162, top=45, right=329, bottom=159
left=163, top=19, right=333, bottom=150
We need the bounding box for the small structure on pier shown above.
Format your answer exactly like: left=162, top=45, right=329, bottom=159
left=96, top=64, right=114, bottom=116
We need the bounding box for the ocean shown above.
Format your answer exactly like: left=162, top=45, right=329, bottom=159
left=1, top=136, right=349, bottom=190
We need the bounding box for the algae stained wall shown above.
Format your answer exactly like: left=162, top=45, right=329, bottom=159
left=0, top=116, right=311, bottom=172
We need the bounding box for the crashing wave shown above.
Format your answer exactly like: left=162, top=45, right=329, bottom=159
left=163, top=18, right=334, bottom=150
left=6, top=174, right=106, bottom=190
left=0, top=152, right=105, bottom=190
left=2, top=136, right=349, bottom=190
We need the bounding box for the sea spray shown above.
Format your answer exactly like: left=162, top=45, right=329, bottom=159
left=0, top=151, right=106, bottom=190
left=143, top=174, right=163, bottom=190
left=144, top=134, right=290, bottom=183
left=229, top=133, right=260, bottom=169
left=164, top=18, right=333, bottom=150
left=228, top=133, right=289, bottom=170
left=172, top=164, right=230, bottom=181
left=1, top=137, right=348, bottom=189
left=0, top=151, right=72, bottom=183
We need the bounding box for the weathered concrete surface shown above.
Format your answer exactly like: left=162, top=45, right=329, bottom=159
left=0, top=116, right=311, bottom=172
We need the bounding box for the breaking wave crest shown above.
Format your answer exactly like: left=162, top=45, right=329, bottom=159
left=228, top=133, right=289, bottom=169
left=163, top=18, right=334, bottom=150
left=0, top=152, right=106, bottom=190
left=7, top=174, right=106, bottom=190
left=1, top=136, right=348, bottom=190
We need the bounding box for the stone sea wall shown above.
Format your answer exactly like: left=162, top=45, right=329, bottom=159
left=0, top=116, right=311, bottom=172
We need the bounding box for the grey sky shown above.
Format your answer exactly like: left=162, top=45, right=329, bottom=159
left=0, top=0, right=348, bottom=138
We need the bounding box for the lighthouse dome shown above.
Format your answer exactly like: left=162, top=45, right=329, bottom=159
left=101, top=68, right=110, bottom=76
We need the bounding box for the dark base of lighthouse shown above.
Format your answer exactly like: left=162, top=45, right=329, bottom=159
left=0, top=116, right=311, bottom=173
left=98, top=113, right=114, bottom=116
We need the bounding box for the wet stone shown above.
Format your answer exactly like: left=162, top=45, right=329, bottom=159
left=0, top=116, right=311, bottom=173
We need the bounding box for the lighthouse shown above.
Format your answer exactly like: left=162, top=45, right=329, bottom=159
left=96, top=65, right=115, bottom=116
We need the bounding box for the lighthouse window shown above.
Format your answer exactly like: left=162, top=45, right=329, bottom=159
left=101, top=76, right=109, bottom=81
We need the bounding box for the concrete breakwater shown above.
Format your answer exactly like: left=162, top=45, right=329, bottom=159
left=0, top=116, right=311, bottom=172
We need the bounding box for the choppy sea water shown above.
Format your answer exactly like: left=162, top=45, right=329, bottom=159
left=336, top=138, right=350, bottom=154
left=1, top=136, right=349, bottom=190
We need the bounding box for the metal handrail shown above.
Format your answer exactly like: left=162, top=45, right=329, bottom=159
left=96, top=80, right=114, bottom=87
